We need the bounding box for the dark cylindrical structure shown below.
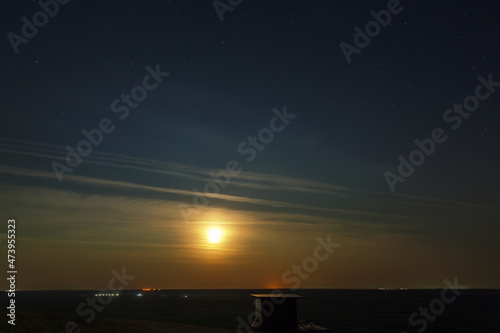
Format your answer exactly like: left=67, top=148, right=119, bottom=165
left=251, top=294, right=303, bottom=332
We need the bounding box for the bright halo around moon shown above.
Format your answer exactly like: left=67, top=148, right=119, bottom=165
left=207, top=227, right=223, bottom=244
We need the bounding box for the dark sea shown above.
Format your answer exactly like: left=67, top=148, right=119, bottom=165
left=2, top=289, right=499, bottom=332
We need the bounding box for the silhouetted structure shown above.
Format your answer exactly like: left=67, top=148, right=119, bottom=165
left=250, top=294, right=302, bottom=332
left=250, top=293, right=330, bottom=332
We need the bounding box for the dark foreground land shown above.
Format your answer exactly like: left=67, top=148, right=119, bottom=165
left=1, top=289, right=499, bottom=332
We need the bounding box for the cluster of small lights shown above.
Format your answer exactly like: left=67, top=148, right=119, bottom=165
left=94, top=293, right=119, bottom=296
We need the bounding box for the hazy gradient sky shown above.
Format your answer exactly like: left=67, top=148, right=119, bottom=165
left=1, top=0, right=499, bottom=290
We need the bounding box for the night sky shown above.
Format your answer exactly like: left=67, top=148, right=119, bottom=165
left=1, top=0, right=499, bottom=290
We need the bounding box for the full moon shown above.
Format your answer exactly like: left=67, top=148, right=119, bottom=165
left=207, top=228, right=223, bottom=244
